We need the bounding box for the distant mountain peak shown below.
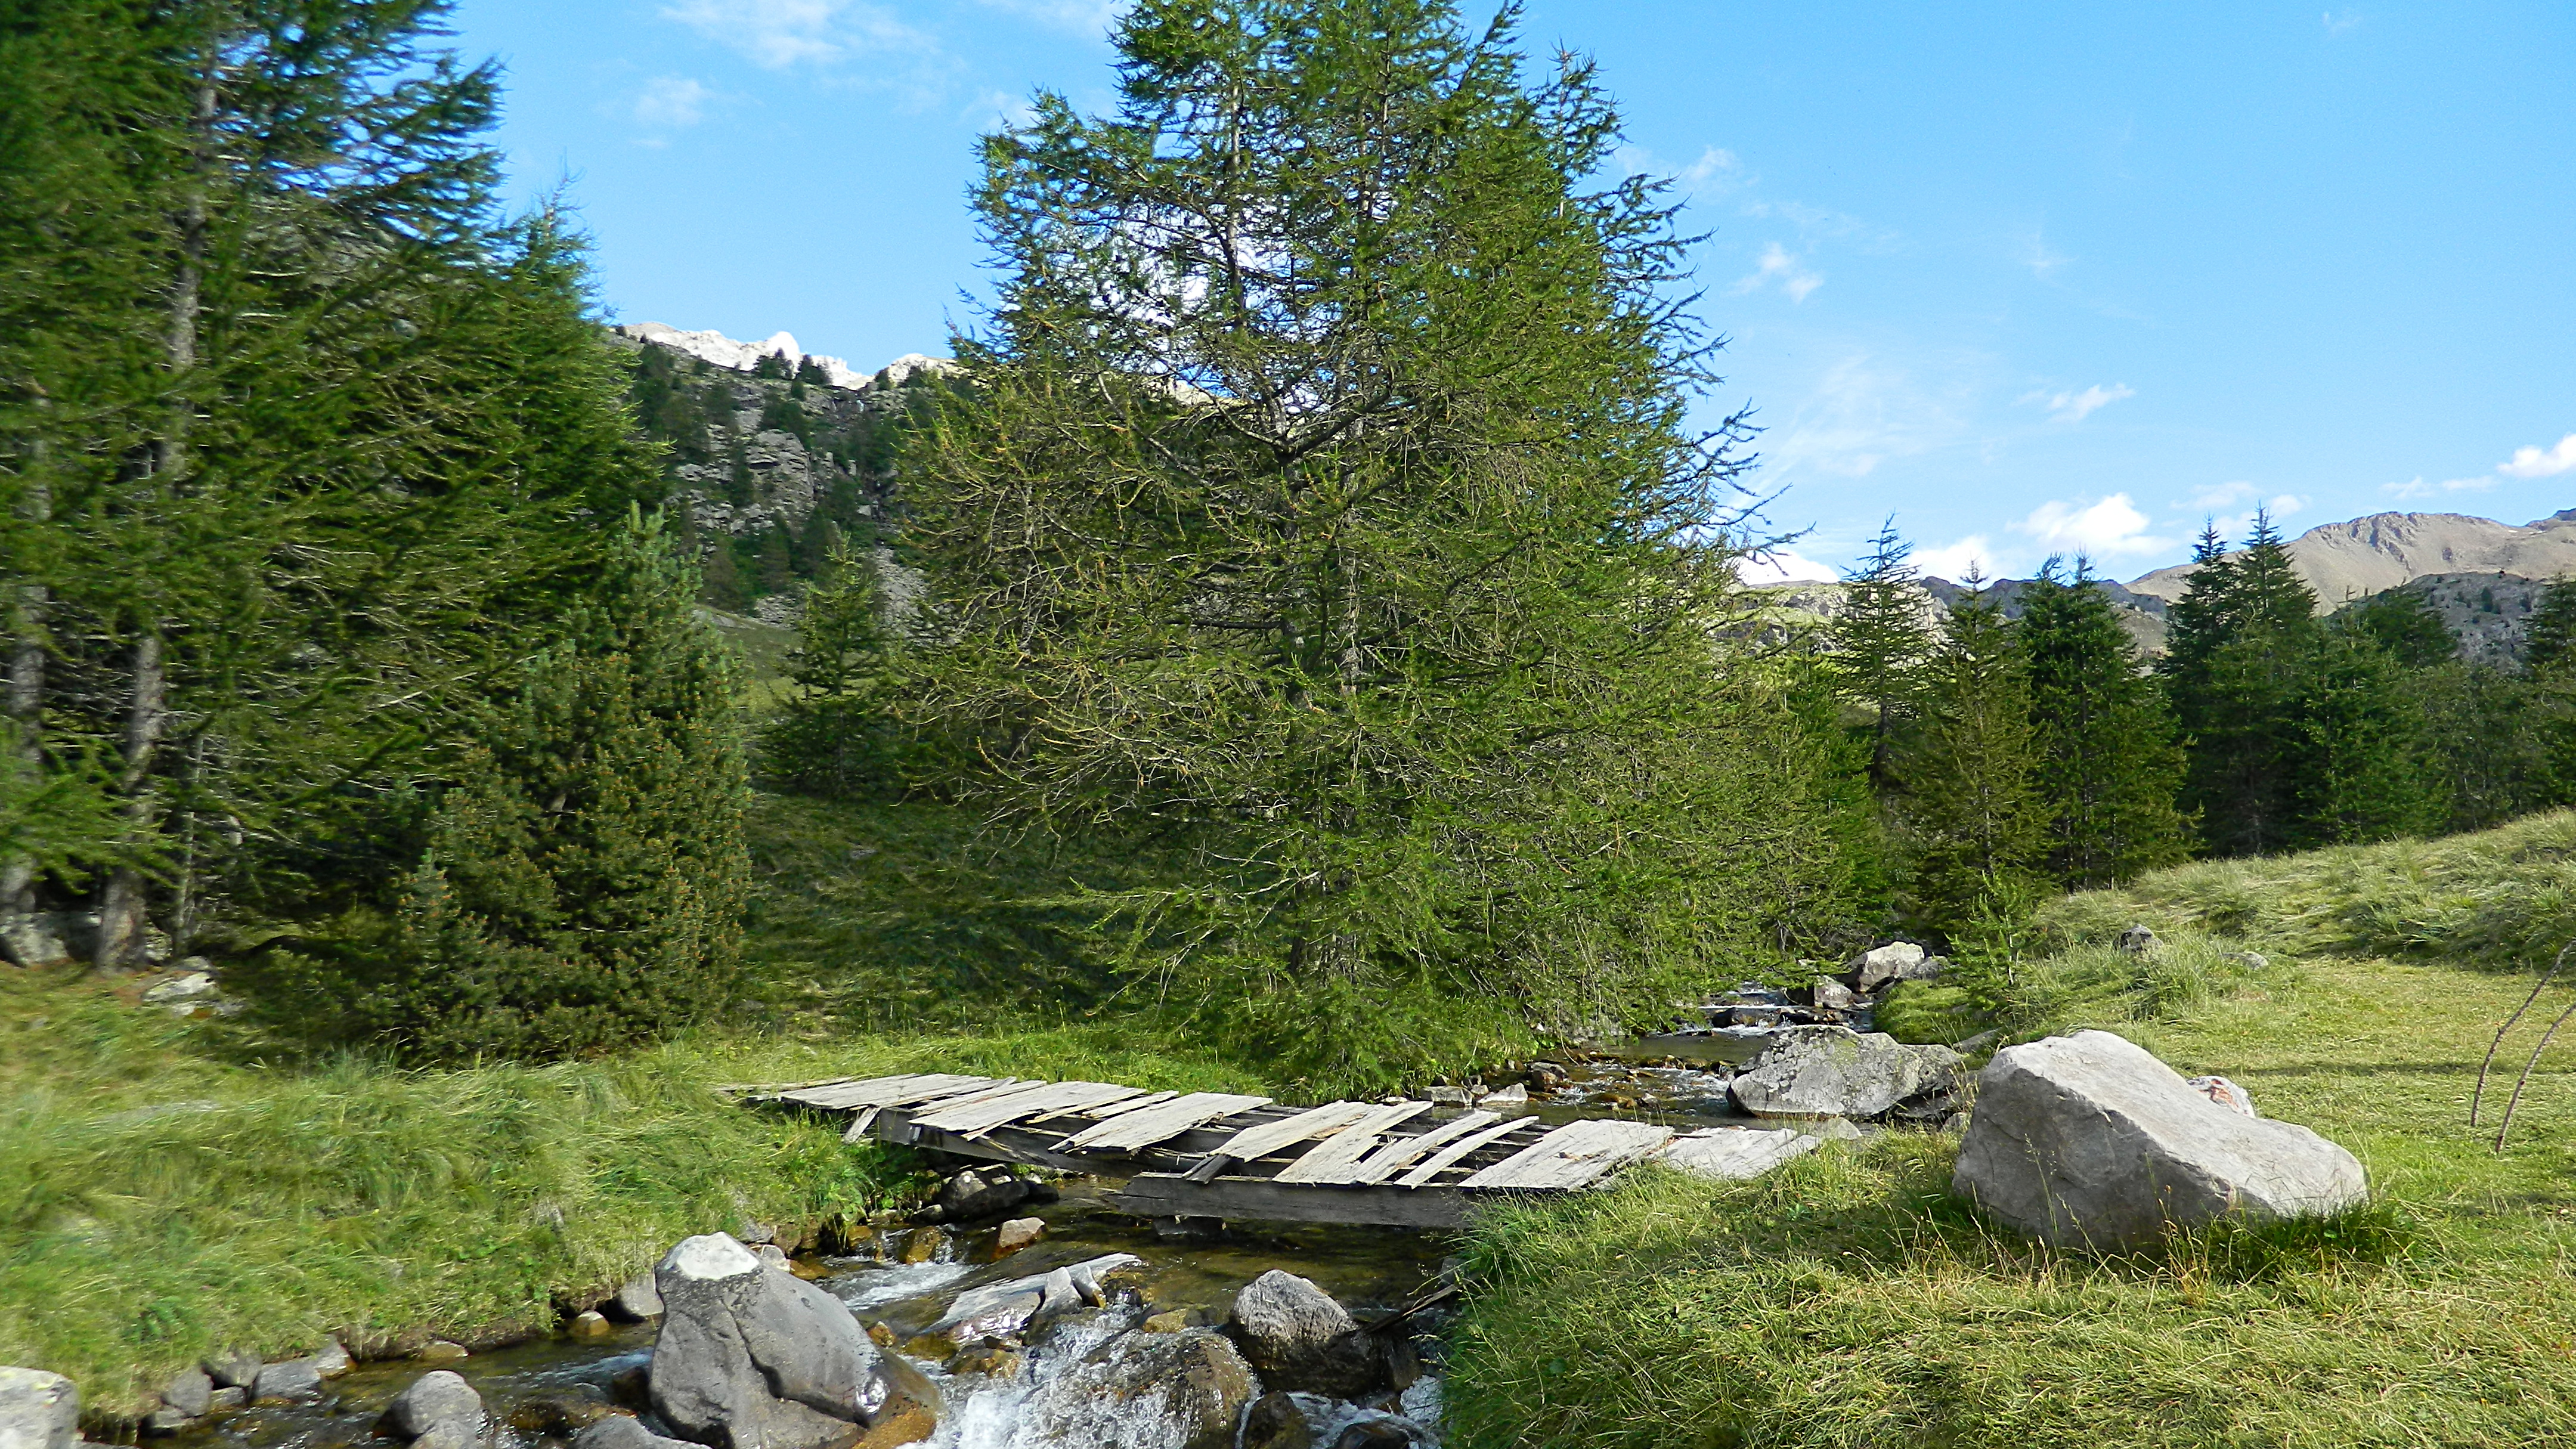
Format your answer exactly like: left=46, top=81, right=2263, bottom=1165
left=2125, top=507, right=2576, bottom=607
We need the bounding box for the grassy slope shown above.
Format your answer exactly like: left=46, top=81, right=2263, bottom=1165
left=1444, top=812, right=2576, bottom=1448
left=0, top=792, right=1265, bottom=1416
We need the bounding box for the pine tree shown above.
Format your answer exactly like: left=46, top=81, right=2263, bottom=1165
left=361, top=510, right=748, bottom=1060
left=2289, top=632, right=2441, bottom=846
left=1897, top=574, right=2049, bottom=940
left=794, top=355, right=831, bottom=388
left=752, top=349, right=789, bottom=380
left=763, top=540, right=911, bottom=798
left=2527, top=576, right=2576, bottom=673
left=902, top=0, right=1829, bottom=1089
left=1828, top=518, right=1936, bottom=794
left=2017, top=558, right=2191, bottom=886
left=2160, top=512, right=2323, bottom=854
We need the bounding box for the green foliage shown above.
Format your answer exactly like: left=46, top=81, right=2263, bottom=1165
left=2527, top=575, right=2576, bottom=673
left=2161, top=514, right=2324, bottom=855
left=2017, top=559, right=2191, bottom=887
left=316, top=512, right=750, bottom=1061
left=750, top=348, right=789, bottom=379
left=1828, top=518, right=1936, bottom=792
left=1894, top=578, right=2048, bottom=941
left=900, top=0, right=1846, bottom=1091
left=2333, top=587, right=2456, bottom=668
left=2288, top=630, right=2444, bottom=847
left=762, top=542, right=921, bottom=800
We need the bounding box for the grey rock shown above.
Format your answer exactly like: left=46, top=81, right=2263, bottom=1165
left=1730, top=1028, right=1963, bottom=1119
left=306, top=1341, right=350, bottom=1379
left=750, top=1243, right=791, bottom=1273
left=141, top=972, right=215, bottom=1005
left=385, top=1371, right=484, bottom=1439
left=200, top=1349, right=261, bottom=1389
left=2233, top=950, right=2270, bottom=971
left=250, top=1359, right=323, bottom=1404
left=1846, top=941, right=1927, bottom=991
left=2185, top=1075, right=2259, bottom=1117
left=142, top=1407, right=194, bottom=1436
left=649, top=1233, right=937, bottom=1449
left=0, top=1368, right=79, bottom=1449
left=1902, top=954, right=1949, bottom=982
left=1241, top=1391, right=1317, bottom=1449
left=2116, top=924, right=2162, bottom=955
left=1015, top=1328, right=1253, bottom=1449
left=411, top=1423, right=484, bottom=1449
left=1475, top=1082, right=1528, bottom=1107
left=1226, top=1270, right=1383, bottom=1398
left=1810, top=976, right=1863, bottom=1011
left=1333, top=1415, right=1435, bottom=1449
left=993, top=1217, right=1045, bottom=1256
left=1954, top=1029, right=2367, bottom=1247
left=927, top=1253, right=1143, bottom=1341
left=0, top=913, right=82, bottom=968
left=205, top=1388, right=244, bottom=1413
left=572, top=1416, right=698, bottom=1449
left=160, top=1370, right=212, bottom=1418
left=914, top=1166, right=1057, bottom=1226
left=612, top=1271, right=664, bottom=1321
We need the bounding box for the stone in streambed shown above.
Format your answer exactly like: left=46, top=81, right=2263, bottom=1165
left=574, top=1416, right=698, bottom=1449
left=250, top=1359, right=323, bottom=1404
left=160, top=1370, right=212, bottom=1419
left=1844, top=941, right=1925, bottom=991
left=200, top=1349, right=261, bottom=1389
left=1730, top=1027, right=1961, bottom=1119
left=1332, top=1415, right=1436, bottom=1449
left=925, top=1253, right=1143, bottom=1342
left=1015, top=1328, right=1253, bottom=1449
left=1225, top=1270, right=1385, bottom=1399
left=992, top=1217, right=1045, bottom=1257
left=1810, top=976, right=1863, bottom=1011
left=650, top=1233, right=937, bottom=1449
left=1241, top=1391, right=1317, bottom=1449
left=611, top=1272, right=665, bottom=1321
left=385, top=1370, right=485, bottom=1440
left=571, top=1311, right=613, bottom=1338
left=0, top=1367, right=79, bottom=1449
left=1953, top=1029, right=2365, bottom=1248
left=911, top=1166, right=1057, bottom=1226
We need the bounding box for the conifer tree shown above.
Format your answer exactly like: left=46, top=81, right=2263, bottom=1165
left=1897, top=574, right=2048, bottom=939
left=903, top=0, right=1832, bottom=1088
left=1828, top=518, right=1936, bottom=793
left=2160, top=512, right=2323, bottom=854
left=361, top=510, right=748, bottom=1060
left=2289, top=632, right=2442, bottom=846
left=2017, top=558, right=2191, bottom=886
left=2527, top=576, right=2576, bottom=673
left=2335, top=587, right=2456, bottom=667
left=764, top=540, right=910, bottom=798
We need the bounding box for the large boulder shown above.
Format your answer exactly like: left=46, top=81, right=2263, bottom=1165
left=1953, top=1030, right=2367, bottom=1247
left=650, top=1234, right=936, bottom=1449
left=1845, top=941, right=1926, bottom=991
left=0, top=1368, right=78, bottom=1449
left=1730, top=1028, right=1961, bottom=1119
left=1225, top=1271, right=1383, bottom=1399
left=1016, top=1328, right=1255, bottom=1449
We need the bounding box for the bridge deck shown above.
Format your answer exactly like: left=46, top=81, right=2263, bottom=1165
left=737, top=1072, right=1717, bottom=1228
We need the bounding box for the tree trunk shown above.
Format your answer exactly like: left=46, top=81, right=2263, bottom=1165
left=94, top=632, right=165, bottom=970
left=2, top=428, right=47, bottom=915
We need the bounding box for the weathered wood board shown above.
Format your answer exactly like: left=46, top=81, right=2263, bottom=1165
left=1055, top=1092, right=1275, bottom=1153
left=1460, top=1119, right=1674, bottom=1190
left=1272, top=1101, right=1435, bottom=1184
left=1107, top=1172, right=1473, bottom=1229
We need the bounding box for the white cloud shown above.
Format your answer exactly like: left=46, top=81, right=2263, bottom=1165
left=661, top=0, right=934, bottom=69
left=2014, top=493, right=2172, bottom=559
left=631, top=75, right=714, bottom=129
left=1915, top=536, right=1996, bottom=582
left=974, top=0, right=1127, bottom=30
left=1680, top=145, right=1745, bottom=193
left=2019, top=382, right=2136, bottom=423
left=1735, top=546, right=1837, bottom=586
left=2383, top=475, right=2498, bottom=500
left=2187, top=480, right=2258, bottom=509
left=1730, top=242, right=1823, bottom=302
left=2018, top=231, right=2072, bottom=279
left=2500, top=433, right=2576, bottom=479
left=2323, top=11, right=2363, bottom=36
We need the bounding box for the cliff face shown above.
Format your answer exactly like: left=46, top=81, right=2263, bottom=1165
left=2126, top=510, right=2576, bottom=609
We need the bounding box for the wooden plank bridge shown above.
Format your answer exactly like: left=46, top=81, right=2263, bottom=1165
left=736, top=1072, right=1801, bottom=1228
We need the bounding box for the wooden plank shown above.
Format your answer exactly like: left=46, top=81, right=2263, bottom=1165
left=786, top=1074, right=1001, bottom=1111
left=1204, top=1101, right=1379, bottom=1163
left=1054, top=1092, right=1274, bottom=1153
left=1030, top=1088, right=1175, bottom=1126
left=921, top=1081, right=1147, bottom=1138
left=901, top=1122, right=1108, bottom=1175
left=1392, top=1116, right=1542, bottom=1188
left=1272, top=1101, right=1435, bottom=1184
left=1106, top=1172, right=1470, bottom=1230
left=1658, top=1126, right=1818, bottom=1182
left=1462, top=1119, right=1674, bottom=1191
left=1344, top=1109, right=1501, bottom=1186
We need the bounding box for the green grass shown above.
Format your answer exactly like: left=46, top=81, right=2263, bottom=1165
left=0, top=789, right=1268, bottom=1417
left=1443, top=814, right=2576, bottom=1448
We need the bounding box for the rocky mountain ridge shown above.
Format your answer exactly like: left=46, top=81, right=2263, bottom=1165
left=2125, top=509, right=2576, bottom=608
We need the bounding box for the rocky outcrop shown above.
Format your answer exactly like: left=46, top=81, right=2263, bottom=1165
left=1954, top=1030, right=2367, bottom=1247
left=1225, top=1271, right=1385, bottom=1399
left=649, top=1234, right=936, bottom=1449
left=1016, top=1328, right=1255, bottom=1449
left=0, top=1368, right=78, bottom=1449
left=1730, top=1028, right=1962, bottom=1119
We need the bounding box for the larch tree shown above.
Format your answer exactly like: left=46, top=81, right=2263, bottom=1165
left=900, top=0, right=1848, bottom=1090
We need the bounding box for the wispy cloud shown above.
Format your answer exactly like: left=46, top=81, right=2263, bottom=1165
left=2500, top=433, right=2576, bottom=479
left=974, top=0, right=1127, bottom=30
left=2019, top=382, right=2136, bottom=423
left=1730, top=242, right=1823, bottom=302
left=1766, top=350, right=1977, bottom=481
left=660, top=0, right=935, bottom=69
left=2187, top=480, right=2259, bottom=509
left=631, top=74, right=714, bottom=130
left=2018, top=231, right=2072, bottom=280
left=1735, top=546, right=1838, bottom=587
left=2323, top=11, right=2363, bottom=36
left=2384, top=475, right=2498, bottom=500
left=2015, top=493, right=2172, bottom=559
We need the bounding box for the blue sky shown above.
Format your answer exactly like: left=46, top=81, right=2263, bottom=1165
left=448, top=0, right=2576, bottom=583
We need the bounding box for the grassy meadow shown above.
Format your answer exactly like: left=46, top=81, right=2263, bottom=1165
left=1442, top=812, right=2576, bottom=1447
